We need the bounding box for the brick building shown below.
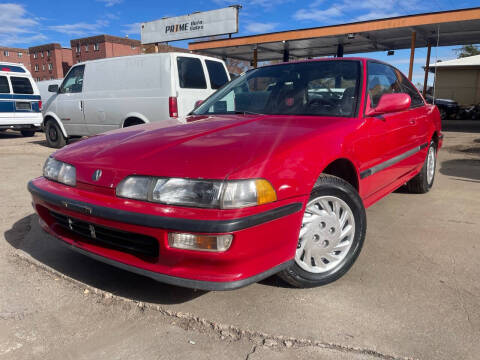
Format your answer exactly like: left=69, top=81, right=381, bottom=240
left=0, top=46, right=31, bottom=72
left=28, top=43, right=73, bottom=81
left=70, top=35, right=141, bottom=64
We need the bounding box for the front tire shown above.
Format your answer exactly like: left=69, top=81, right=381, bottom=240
left=406, top=141, right=436, bottom=194
left=45, top=120, right=67, bottom=148
left=279, top=175, right=366, bottom=288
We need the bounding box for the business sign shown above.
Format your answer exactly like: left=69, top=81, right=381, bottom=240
left=141, top=6, right=240, bottom=44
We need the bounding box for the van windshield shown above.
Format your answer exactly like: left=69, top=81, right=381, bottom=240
left=192, top=60, right=361, bottom=117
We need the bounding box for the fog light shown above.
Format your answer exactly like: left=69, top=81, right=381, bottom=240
left=168, top=233, right=233, bottom=252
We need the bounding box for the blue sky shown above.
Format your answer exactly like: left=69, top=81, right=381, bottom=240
left=1, top=0, right=478, bottom=85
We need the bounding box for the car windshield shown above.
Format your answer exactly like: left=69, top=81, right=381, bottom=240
left=192, top=60, right=361, bottom=117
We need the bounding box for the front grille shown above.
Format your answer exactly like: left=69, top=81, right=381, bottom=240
left=50, top=211, right=159, bottom=258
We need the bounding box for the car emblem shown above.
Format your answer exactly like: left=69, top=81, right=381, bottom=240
left=92, top=169, right=102, bottom=181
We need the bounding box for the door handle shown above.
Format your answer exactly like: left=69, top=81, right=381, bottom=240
left=79, top=100, right=84, bottom=111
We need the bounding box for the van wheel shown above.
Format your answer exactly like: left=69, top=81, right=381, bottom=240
left=278, top=175, right=366, bottom=288
left=45, top=120, right=67, bottom=148
left=123, top=118, right=144, bottom=127
left=21, top=130, right=35, bottom=137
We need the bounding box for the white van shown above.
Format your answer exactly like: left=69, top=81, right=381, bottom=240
left=0, top=63, right=42, bottom=137
left=42, top=52, right=230, bottom=147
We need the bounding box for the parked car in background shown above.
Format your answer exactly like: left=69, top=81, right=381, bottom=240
left=29, top=58, right=442, bottom=290
left=42, top=52, right=230, bottom=147
left=425, top=94, right=459, bottom=120
left=0, top=63, right=42, bottom=137
left=37, top=79, right=63, bottom=104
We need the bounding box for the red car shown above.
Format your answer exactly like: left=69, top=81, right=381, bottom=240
left=28, top=58, right=442, bottom=290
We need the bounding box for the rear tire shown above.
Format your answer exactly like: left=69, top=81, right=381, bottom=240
left=278, top=175, right=366, bottom=288
left=406, top=141, right=436, bottom=194
left=21, top=130, right=35, bottom=137
left=45, top=120, right=67, bottom=148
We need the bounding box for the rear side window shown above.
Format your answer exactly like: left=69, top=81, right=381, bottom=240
left=205, top=60, right=228, bottom=89
left=177, top=57, right=207, bottom=89
left=0, top=76, right=10, bottom=93
left=396, top=71, right=425, bottom=108
left=10, top=77, right=33, bottom=94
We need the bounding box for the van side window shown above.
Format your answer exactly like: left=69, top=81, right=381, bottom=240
left=60, top=65, right=85, bottom=94
left=10, top=77, right=34, bottom=94
left=177, top=57, right=207, bottom=89
left=0, top=76, right=10, bottom=93
left=205, top=60, right=229, bottom=89
left=367, top=62, right=402, bottom=108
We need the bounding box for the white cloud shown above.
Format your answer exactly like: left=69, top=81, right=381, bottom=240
left=48, top=20, right=109, bottom=37
left=213, top=0, right=291, bottom=10
left=0, top=3, right=47, bottom=46
left=123, top=22, right=142, bottom=35
left=245, top=22, right=278, bottom=33
left=293, top=0, right=428, bottom=24
left=97, top=0, right=123, bottom=7
left=294, top=7, right=343, bottom=21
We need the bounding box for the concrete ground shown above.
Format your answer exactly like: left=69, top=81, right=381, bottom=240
left=1, top=121, right=479, bottom=360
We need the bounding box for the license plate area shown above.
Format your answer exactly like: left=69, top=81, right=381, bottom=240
left=15, top=101, right=32, bottom=111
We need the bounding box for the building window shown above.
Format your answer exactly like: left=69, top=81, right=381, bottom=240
left=46, top=50, right=50, bottom=57
left=42, top=64, right=45, bottom=71
left=34, top=64, right=39, bottom=72
left=85, top=44, right=89, bottom=52
left=33, top=52, right=37, bottom=59
left=131, top=45, right=136, bottom=49
left=76, top=44, right=81, bottom=53
left=18, top=52, right=23, bottom=58
left=3, top=50, right=9, bottom=56
left=93, top=43, right=99, bottom=51
left=48, top=63, right=53, bottom=70
left=51, top=76, right=54, bottom=80
left=41, top=52, right=44, bottom=58
left=36, top=77, right=40, bottom=82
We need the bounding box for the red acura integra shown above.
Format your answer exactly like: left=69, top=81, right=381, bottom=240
left=28, top=58, right=442, bottom=290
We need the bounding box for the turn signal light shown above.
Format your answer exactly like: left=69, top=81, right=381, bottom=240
left=168, top=233, right=233, bottom=252
left=255, top=179, right=277, bottom=205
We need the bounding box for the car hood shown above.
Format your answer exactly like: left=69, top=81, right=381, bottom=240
left=54, top=114, right=348, bottom=188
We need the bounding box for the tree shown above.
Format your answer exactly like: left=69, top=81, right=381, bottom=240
left=454, top=44, right=480, bottom=58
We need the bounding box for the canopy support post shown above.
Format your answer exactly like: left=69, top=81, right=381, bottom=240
left=422, top=42, right=432, bottom=97
left=283, top=41, right=290, bottom=62
left=408, top=31, right=416, bottom=80
left=336, top=44, right=344, bottom=58
left=252, top=46, right=258, bottom=68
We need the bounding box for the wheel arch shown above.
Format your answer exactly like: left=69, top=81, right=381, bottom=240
left=318, top=158, right=360, bottom=192
left=121, top=113, right=149, bottom=128
left=43, top=112, right=68, bottom=138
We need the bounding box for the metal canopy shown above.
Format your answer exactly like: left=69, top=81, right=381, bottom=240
left=188, top=7, right=480, bottom=62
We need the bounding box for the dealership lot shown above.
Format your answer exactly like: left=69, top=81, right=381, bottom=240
left=1, top=123, right=479, bottom=359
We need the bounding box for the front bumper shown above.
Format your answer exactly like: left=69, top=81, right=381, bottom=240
left=28, top=178, right=306, bottom=290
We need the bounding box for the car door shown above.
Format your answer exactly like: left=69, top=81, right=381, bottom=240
left=0, top=75, right=13, bottom=125
left=174, top=55, right=211, bottom=117
left=359, top=61, right=417, bottom=198
left=55, top=65, right=87, bottom=135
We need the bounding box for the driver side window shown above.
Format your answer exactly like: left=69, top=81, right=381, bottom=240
left=367, top=62, right=402, bottom=108
left=60, top=65, right=85, bottom=94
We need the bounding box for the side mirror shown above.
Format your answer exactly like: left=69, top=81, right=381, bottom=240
left=194, top=100, right=203, bottom=109
left=366, top=93, right=411, bottom=116
left=48, top=84, right=59, bottom=93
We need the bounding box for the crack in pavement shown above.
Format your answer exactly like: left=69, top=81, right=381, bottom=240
left=11, top=249, right=419, bottom=360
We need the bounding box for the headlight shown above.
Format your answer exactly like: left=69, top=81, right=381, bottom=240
left=43, top=157, right=76, bottom=186
left=116, top=176, right=276, bottom=209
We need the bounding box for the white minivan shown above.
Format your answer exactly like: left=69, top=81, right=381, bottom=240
left=0, top=63, right=42, bottom=137
left=42, top=52, right=230, bottom=148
